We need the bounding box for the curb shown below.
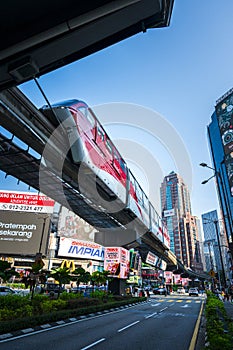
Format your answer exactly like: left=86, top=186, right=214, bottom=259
left=0, top=300, right=147, bottom=341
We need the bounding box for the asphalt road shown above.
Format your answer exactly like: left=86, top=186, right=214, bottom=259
left=0, top=294, right=205, bottom=350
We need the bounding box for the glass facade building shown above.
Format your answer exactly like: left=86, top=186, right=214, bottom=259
left=208, top=88, right=233, bottom=250
left=201, top=210, right=221, bottom=273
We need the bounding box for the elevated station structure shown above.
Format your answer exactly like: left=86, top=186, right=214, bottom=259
left=0, top=0, right=174, bottom=91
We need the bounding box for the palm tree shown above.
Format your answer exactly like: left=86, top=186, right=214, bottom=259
left=49, top=267, right=72, bottom=297
left=72, top=267, right=91, bottom=287
left=0, top=260, right=19, bottom=283
left=91, top=270, right=109, bottom=287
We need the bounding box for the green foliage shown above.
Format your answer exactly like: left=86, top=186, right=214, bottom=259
left=90, top=290, right=107, bottom=299
left=6, top=283, right=25, bottom=289
left=72, top=267, right=91, bottom=286
left=91, top=270, right=109, bottom=286
left=0, top=294, right=30, bottom=309
left=0, top=260, right=19, bottom=282
left=66, top=297, right=100, bottom=310
left=0, top=291, right=146, bottom=331
left=0, top=308, right=15, bottom=321
left=40, top=299, right=67, bottom=313
left=205, top=292, right=233, bottom=349
left=49, top=268, right=72, bottom=287
left=14, top=305, right=33, bottom=319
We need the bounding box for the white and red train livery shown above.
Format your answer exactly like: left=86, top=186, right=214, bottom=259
left=41, top=99, right=170, bottom=250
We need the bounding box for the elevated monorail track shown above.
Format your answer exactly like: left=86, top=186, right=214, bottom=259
left=0, top=87, right=211, bottom=281
left=0, top=87, right=177, bottom=266
left=0, top=87, right=121, bottom=229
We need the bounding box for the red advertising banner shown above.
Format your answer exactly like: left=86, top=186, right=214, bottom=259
left=146, top=251, right=158, bottom=266
left=0, top=191, right=54, bottom=213
left=164, top=271, right=173, bottom=284
left=173, top=274, right=181, bottom=284
left=104, top=247, right=130, bottom=279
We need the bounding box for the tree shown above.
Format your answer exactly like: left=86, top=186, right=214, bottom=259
left=49, top=267, right=72, bottom=297
left=0, top=260, right=19, bottom=283
left=91, top=270, right=109, bottom=287
left=72, top=267, right=91, bottom=287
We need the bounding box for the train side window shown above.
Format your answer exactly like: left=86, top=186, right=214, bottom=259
left=135, top=181, right=144, bottom=207
left=119, top=159, right=127, bottom=173
left=97, top=126, right=105, bottom=141
left=106, top=138, right=113, bottom=155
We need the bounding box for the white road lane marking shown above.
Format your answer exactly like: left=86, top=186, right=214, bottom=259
left=118, top=320, right=140, bottom=332
left=145, top=312, right=158, bottom=319
left=159, top=307, right=168, bottom=312
left=80, top=338, right=106, bottom=350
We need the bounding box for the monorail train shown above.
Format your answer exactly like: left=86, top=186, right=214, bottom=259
left=40, top=99, right=170, bottom=250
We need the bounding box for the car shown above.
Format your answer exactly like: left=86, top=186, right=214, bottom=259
left=177, top=287, right=185, bottom=294
left=188, top=288, right=199, bottom=296
left=153, top=287, right=167, bottom=295
left=0, top=286, right=16, bottom=296
left=43, top=283, right=65, bottom=294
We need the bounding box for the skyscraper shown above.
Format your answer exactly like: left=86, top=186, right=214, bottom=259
left=160, top=172, right=203, bottom=272
left=201, top=210, right=221, bottom=273
left=208, top=88, right=233, bottom=251
left=201, top=210, right=230, bottom=286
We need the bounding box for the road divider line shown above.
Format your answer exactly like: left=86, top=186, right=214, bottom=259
left=159, top=307, right=168, bottom=312
left=81, top=338, right=106, bottom=350
left=188, top=301, right=204, bottom=350
left=145, top=312, right=158, bottom=319
left=118, top=320, right=140, bottom=332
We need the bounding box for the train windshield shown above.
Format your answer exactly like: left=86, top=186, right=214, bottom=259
left=51, top=99, right=81, bottom=107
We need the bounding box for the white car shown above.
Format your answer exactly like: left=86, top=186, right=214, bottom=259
left=188, top=288, right=199, bottom=296
left=0, top=286, right=16, bottom=296
left=177, top=287, right=185, bottom=294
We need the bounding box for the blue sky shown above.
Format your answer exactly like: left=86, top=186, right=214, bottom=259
left=1, top=0, right=233, bottom=223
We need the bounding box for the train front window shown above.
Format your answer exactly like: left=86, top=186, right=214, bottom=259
left=86, top=110, right=95, bottom=127
left=78, top=107, right=95, bottom=128
left=78, top=107, right=87, bottom=117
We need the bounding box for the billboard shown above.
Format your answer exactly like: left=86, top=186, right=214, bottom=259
left=215, top=90, right=233, bottom=195
left=0, top=191, right=54, bottom=256
left=104, top=247, right=130, bottom=279
left=146, top=251, right=159, bottom=266
left=57, top=206, right=97, bottom=241
left=58, top=237, right=104, bottom=261
left=0, top=210, right=51, bottom=255
left=163, top=209, right=175, bottom=217
left=164, top=271, right=173, bottom=284
left=0, top=191, right=54, bottom=213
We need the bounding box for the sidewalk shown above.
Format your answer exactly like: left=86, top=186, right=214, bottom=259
left=224, top=300, right=233, bottom=320
left=195, top=299, right=233, bottom=349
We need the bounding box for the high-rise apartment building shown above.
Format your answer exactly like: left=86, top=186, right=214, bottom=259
left=207, top=88, right=233, bottom=252
left=160, top=171, right=203, bottom=272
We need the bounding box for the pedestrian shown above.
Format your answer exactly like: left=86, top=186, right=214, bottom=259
left=229, top=287, right=233, bottom=302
